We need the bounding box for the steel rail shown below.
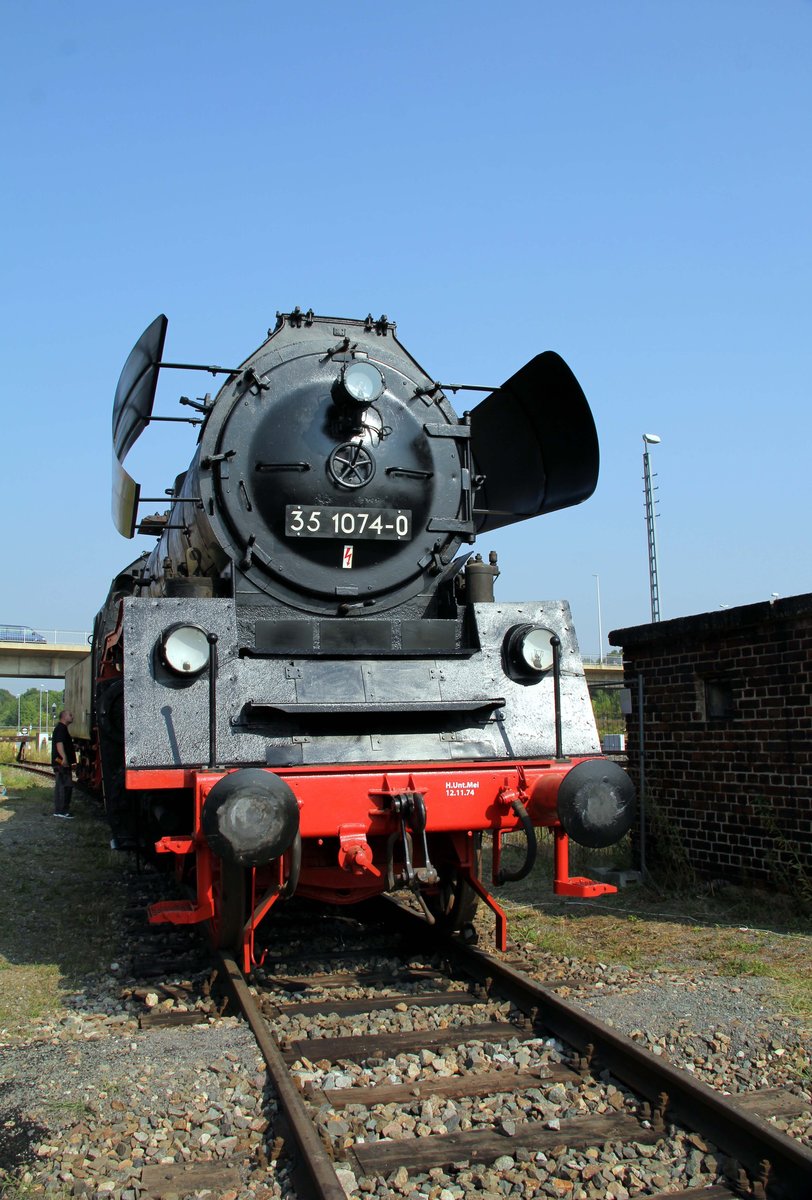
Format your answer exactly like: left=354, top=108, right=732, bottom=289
left=446, top=935, right=812, bottom=1199
left=9, top=761, right=56, bottom=780
left=215, top=952, right=348, bottom=1200
left=364, top=898, right=812, bottom=1197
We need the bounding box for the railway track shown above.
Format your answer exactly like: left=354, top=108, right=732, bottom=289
left=211, top=901, right=812, bottom=1200
left=9, top=760, right=55, bottom=781
left=3, top=855, right=809, bottom=1199
left=5, top=760, right=807, bottom=1196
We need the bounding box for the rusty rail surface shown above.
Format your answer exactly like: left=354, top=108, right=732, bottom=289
left=218, top=902, right=811, bottom=1199
left=216, top=951, right=348, bottom=1200
left=5, top=760, right=55, bottom=779
left=381, top=899, right=812, bottom=1199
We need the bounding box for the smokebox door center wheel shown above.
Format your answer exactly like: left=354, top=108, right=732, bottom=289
left=209, top=858, right=246, bottom=952
left=327, top=442, right=376, bottom=488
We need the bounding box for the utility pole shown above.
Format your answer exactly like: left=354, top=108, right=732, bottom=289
left=642, top=434, right=662, bottom=622
left=593, top=574, right=603, bottom=663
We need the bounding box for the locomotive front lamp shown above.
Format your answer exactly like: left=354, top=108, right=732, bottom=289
left=341, top=360, right=385, bottom=405
left=505, top=624, right=556, bottom=677
left=159, top=624, right=211, bottom=677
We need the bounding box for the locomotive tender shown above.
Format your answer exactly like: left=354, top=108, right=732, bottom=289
left=68, top=308, right=634, bottom=971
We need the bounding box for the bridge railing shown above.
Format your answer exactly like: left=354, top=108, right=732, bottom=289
left=37, top=630, right=91, bottom=646
left=0, top=630, right=91, bottom=646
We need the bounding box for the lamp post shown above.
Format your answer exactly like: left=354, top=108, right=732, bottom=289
left=642, top=433, right=662, bottom=623
left=593, top=573, right=603, bottom=664
left=17, top=693, right=21, bottom=732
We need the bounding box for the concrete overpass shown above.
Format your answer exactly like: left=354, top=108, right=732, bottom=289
left=583, top=661, right=625, bottom=686
left=0, top=640, right=90, bottom=680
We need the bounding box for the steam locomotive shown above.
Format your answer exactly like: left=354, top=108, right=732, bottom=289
left=67, top=309, right=634, bottom=971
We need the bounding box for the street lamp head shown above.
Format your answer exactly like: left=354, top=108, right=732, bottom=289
left=642, top=433, right=661, bottom=445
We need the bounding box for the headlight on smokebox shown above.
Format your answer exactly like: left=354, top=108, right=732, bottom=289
left=159, top=624, right=210, bottom=677
left=505, top=624, right=556, bottom=679
left=341, top=360, right=385, bottom=405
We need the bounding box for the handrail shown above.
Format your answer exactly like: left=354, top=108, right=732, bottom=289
left=0, top=630, right=91, bottom=646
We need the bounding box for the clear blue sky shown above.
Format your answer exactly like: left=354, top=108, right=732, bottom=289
left=2, top=0, right=810, bottom=694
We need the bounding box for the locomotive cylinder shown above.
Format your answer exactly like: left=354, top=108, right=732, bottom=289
left=201, top=769, right=300, bottom=868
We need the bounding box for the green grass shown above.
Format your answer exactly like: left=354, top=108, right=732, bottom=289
left=0, top=770, right=121, bottom=1034
left=0, top=744, right=50, bottom=768
left=714, top=956, right=772, bottom=977
left=0, top=1181, right=71, bottom=1200
left=490, top=833, right=812, bottom=1023
left=42, top=1099, right=95, bottom=1119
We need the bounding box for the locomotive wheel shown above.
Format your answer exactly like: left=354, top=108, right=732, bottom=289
left=425, top=833, right=482, bottom=932
left=209, top=857, right=247, bottom=952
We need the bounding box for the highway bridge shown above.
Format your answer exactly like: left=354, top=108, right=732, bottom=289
left=0, top=637, right=624, bottom=685
left=0, top=637, right=90, bottom=680
left=582, top=660, right=625, bottom=686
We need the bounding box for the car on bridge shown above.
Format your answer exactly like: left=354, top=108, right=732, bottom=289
left=0, top=624, right=47, bottom=643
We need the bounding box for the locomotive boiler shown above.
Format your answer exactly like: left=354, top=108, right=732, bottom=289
left=70, top=308, right=634, bottom=971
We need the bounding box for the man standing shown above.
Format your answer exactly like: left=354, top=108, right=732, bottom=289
left=52, top=709, right=76, bottom=819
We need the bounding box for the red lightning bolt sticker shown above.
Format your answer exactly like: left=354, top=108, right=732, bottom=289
left=342, top=545, right=354, bottom=569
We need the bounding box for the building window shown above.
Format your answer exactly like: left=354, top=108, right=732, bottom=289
left=706, top=679, right=735, bottom=720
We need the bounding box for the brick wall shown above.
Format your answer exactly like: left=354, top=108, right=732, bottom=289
left=609, top=594, right=812, bottom=886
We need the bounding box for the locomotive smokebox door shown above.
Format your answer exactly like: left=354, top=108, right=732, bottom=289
left=195, top=316, right=475, bottom=614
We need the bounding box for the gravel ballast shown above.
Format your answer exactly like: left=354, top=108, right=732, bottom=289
left=1, top=778, right=810, bottom=1198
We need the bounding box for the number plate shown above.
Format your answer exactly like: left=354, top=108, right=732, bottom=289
left=285, top=506, right=412, bottom=540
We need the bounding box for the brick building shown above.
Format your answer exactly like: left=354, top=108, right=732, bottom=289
left=609, top=594, right=811, bottom=887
